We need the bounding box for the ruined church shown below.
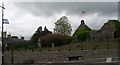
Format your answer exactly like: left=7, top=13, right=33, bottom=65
left=73, top=20, right=120, bottom=41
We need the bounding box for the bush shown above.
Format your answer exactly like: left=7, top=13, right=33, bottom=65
left=40, top=33, right=72, bottom=47
left=114, top=20, right=120, bottom=38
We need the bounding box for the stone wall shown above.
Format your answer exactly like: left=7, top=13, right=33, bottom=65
left=90, top=20, right=116, bottom=40
left=3, top=49, right=118, bottom=63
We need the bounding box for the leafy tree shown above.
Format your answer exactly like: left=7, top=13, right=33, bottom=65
left=54, top=16, right=72, bottom=35
left=40, top=33, right=72, bottom=47
left=30, top=26, right=43, bottom=44
left=114, top=20, right=120, bottom=38
left=30, top=26, right=52, bottom=45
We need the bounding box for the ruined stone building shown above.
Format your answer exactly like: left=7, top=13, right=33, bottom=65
left=90, top=20, right=119, bottom=40
left=73, top=20, right=120, bottom=41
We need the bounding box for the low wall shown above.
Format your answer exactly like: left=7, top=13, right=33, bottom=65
left=3, top=49, right=118, bottom=63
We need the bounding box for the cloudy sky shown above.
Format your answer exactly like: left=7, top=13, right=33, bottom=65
left=0, top=0, right=119, bottom=40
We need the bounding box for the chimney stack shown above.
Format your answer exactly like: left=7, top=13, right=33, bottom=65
left=7, top=33, right=11, bottom=39
left=1, top=32, right=7, bottom=38
left=21, top=37, right=24, bottom=40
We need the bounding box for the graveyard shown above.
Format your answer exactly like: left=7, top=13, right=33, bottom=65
left=2, top=19, right=120, bottom=64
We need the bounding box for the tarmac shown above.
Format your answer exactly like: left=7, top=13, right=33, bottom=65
left=1, top=62, right=120, bottom=65
left=0, top=48, right=2, bottom=65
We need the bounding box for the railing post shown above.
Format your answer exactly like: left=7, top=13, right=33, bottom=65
left=11, top=49, right=13, bottom=64
left=106, top=36, right=109, bottom=49
left=93, top=37, right=96, bottom=50
left=81, top=40, right=83, bottom=50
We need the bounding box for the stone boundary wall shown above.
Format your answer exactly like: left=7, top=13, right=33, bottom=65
left=3, top=49, right=118, bottom=63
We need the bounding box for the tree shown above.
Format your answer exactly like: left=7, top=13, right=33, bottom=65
left=114, top=20, right=120, bottom=38
left=54, top=16, right=72, bottom=35
left=40, top=33, right=72, bottom=47
left=30, top=26, right=52, bottom=44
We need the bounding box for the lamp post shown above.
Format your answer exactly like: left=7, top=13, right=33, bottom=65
left=0, top=2, right=5, bottom=64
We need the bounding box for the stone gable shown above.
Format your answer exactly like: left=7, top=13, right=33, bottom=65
left=90, top=20, right=117, bottom=40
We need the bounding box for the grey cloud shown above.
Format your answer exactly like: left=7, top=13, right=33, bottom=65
left=14, top=2, right=118, bottom=17
left=3, top=2, right=118, bottom=40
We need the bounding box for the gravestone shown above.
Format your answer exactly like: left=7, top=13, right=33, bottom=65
left=38, top=38, right=42, bottom=48
left=106, top=57, right=112, bottom=62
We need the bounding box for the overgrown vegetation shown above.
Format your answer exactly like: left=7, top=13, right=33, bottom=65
left=73, top=20, right=92, bottom=41
left=8, top=18, right=120, bottom=50
left=114, top=20, right=120, bottom=38
left=40, top=33, right=72, bottom=47
left=76, top=31, right=90, bottom=41
left=30, top=26, right=52, bottom=47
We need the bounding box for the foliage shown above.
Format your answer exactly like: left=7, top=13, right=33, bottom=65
left=30, top=33, right=41, bottom=44
left=54, top=16, right=72, bottom=35
left=27, top=44, right=36, bottom=49
left=76, top=31, right=90, bottom=41
left=6, top=44, right=26, bottom=49
left=6, top=41, right=37, bottom=49
left=30, top=26, right=52, bottom=45
left=73, top=20, right=92, bottom=41
left=40, top=33, right=72, bottom=47
left=73, top=23, right=91, bottom=36
left=14, top=44, right=27, bottom=49
left=114, top=20, right=120, bottom=38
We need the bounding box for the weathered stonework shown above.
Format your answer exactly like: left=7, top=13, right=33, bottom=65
left=90, top=20, right=116, bottom=40
left=3, top=49, right=118, bottom=63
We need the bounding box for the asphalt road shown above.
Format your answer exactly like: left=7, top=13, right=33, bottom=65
left=1, top=62, right=120, bottom=65
left=0, top=46, right=2, bottom=65
left=1, top=58, right=120, bottom=65
left=0, top=50, right=2, bottom=65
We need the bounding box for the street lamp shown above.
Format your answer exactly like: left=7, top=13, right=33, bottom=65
left=0, top=2, right=5, bottom=64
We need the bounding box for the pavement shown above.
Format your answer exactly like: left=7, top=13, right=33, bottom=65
left=1, top=62, right=120, bottom=65
left=0, top=46, right=2, bottom=65
left=1, top=57, right=120, bottom=65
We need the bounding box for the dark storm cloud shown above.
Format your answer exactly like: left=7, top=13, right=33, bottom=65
left=3, top=2, right=118, bottom=40
left=14, top=2, right=118, bottom=17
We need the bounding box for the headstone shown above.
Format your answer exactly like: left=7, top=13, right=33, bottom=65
left=66, top=58, right=69, bottom=61
left=106, top=57, right=112, bottom=62
left=52, top=43, right=54, bottom=48
left=38, top=38, right=42, bottom=48
left=5, top=44, right=7, bottom=47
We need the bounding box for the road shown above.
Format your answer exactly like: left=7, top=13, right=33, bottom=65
left=1, top=62, right=120, bottom=65
left=1, top=57, right=120, bottom=65
left=0, top=46, right=2, bottom=65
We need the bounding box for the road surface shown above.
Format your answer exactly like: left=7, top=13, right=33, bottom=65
left=0, top=46, right=2, bottom=65
left=1, top=62, right=120, bottom=65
